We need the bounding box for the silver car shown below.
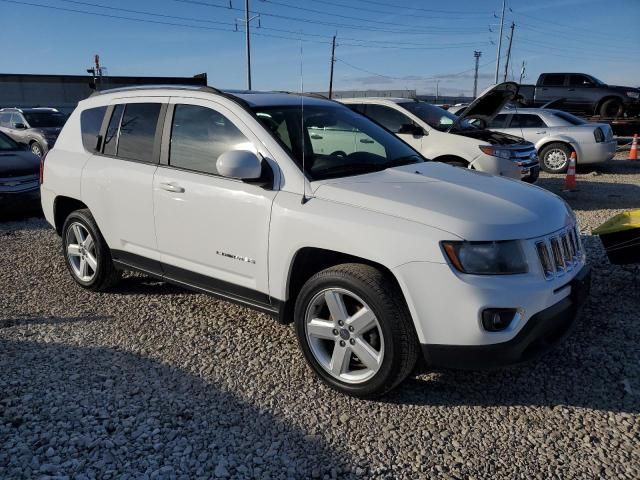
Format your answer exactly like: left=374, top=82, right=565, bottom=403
left=485, top=108, right=616, bottom=173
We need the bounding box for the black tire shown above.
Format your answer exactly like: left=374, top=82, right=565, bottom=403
left=599, top=98, right=623, bottom=118
left=540, top=143, right=572, bottom=173
left=61, top=209, right=121, bottom=291
left=30, top=141, right=44, bottom=157
left=294, top=263, right=419, bottom=398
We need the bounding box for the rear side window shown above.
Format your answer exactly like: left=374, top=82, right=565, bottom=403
left=80, top=106, right=107, bottom=152
left=117, top=103, right=162, bottom=163
left=103, top=104, right=124, bottom=156
left=552, top=111, right=586, bottom=126
left=169, top=104, right=252, bottom=175
left=0, top=112, right=11, bottom=126
left=488, top=114, right=509, bottom=128
left=510, top=114, right=546, bottom=128
left=541, top=74, right=565, bottom=87
left=365, top=104, right=411, bottom=133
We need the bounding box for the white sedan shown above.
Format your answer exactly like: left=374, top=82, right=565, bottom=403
left=484, top=108, right=616, bottom=173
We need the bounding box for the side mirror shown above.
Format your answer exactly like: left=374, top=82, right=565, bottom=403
left=398, top=123, right=424, bottom=136
left=13, top=123, right=27, bottom=130
left=216, top=150, right=262, bottom=180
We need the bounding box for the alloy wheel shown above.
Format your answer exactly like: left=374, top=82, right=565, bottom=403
left=544, top=149, right=568, bottom=171
left=304, top=288, right=384, bottom=384
left=65, top=222, right=98, bottom=282
left=31, top=143, right=43, bottom=157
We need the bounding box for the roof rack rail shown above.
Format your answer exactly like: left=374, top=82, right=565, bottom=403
left=89, top=84, right=223, bottom=97
left=273, top=91, right=331, bottom=101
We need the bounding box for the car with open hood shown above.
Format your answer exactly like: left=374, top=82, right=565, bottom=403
left=340, top=82, right=540, bottom=183
left=40, top=85, right=590, bottom=397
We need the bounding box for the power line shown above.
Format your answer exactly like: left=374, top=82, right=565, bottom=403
left=334, top=0, right=493, bottom=16
left=175, top=0, right=484, bottom=35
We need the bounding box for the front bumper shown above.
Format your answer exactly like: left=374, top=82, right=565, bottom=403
left=421, top=265, right=591, bottom=369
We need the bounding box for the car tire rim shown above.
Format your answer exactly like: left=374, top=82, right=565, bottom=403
left=65, top=222, right=98, bottom=282
left=545, top=149, right=568, bottom=170
left=304, top=288, right=384, bottom=384
left=31, top=144, right=42, bottom=157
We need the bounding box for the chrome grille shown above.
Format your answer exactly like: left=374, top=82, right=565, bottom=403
left=535, top=225, right=583, bottom=279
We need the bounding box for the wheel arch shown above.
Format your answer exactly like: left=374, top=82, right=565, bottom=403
left=594, top=95, right=624, bottom=116
left=537, top=139, right=578, bottom=160
left=278, top=247, right=407, bottom=325
left=53, top=196, right=89, bottom=235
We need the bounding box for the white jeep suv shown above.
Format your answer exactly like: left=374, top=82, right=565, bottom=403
left=40, top=86, right=591, bottom=397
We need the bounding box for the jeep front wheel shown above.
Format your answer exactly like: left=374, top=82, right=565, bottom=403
left=294, top=264, right=419, bottom=398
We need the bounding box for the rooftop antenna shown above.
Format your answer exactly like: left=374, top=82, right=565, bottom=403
left=300, top=38, right=309, bottom=205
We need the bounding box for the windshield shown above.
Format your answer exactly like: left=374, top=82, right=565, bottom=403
left=400, top=101, right=475, bottom=131
left=0, top=132, right=19, bottom=151
left=552, top=111, right=587, bottom=126
left=252, top=104, right=423, bottom=180
left=23, top=111, right=66, bottom=128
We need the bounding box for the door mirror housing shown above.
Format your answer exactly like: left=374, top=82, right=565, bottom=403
left=13, top=123, right=27, bottom=130
left=398, top=123, right=424, bottom=136
left=216, top=150, right=262, bottom=180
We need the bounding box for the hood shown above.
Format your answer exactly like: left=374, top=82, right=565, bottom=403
left=312, top=162, right=572, bottom=241
left=449, top=82, right=519, bottom=131
left=0, top=150, right=40, bottom=177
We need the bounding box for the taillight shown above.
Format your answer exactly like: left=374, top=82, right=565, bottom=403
left=39, top=151, right=48, bottom=185
left=594, top=127, right=604, bottom=143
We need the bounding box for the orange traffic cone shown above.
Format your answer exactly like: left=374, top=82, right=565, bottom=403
left=629, top=134, right=638, bottom=160
left=564, top=152, right=577, bottom=191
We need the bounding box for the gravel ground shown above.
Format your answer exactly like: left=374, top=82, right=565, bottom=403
left=1, top=157, right=639, bottom=479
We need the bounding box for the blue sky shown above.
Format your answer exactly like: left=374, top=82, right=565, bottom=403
left=1, top=0, right=638, bottom=95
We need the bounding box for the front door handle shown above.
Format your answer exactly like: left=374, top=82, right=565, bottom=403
left=159, top=182, right=185, bottom=193
left=535, top=131, right=547, bottom=134
left=310, top=134, right=323, bottom=139
left=359, top=138, right=374, bottom=144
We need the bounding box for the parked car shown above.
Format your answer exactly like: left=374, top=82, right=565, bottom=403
left=0, top=107, right=67, bottom=157
left=340, top=82, right=540, bottom=183
left=517, top=73, right=640, bottom=118
left=485, top=108, right=616, bottom=173
left=41, top=85, right=590, bottom=397
left=0, top=131, right=40, bottom=208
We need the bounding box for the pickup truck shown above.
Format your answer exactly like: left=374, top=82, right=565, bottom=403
left=518, top=73, right=640, bottom=118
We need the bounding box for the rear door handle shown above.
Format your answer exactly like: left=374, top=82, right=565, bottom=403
left=536, top=131, right=547, bottom=134
left=159, top=182, right=185, bottom=193
left=359, top=138, right=374, bottom=144
left=310, top=134, right=323, bottom=139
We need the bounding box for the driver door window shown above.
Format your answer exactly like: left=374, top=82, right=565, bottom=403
left=365, top=104, right=412, bottom=133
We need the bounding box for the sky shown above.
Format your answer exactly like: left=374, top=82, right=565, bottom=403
left=1, top=0, right=639, bottom=96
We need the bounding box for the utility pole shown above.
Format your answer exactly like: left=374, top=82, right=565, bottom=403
left=519, top=60, right=526, bottom=84
left=244, top=0, right=251, bottom=90
left=328, top=35, right=336, bottom=99
left=473, top=50, right=482, bottom=98
left=503, top=22, right=515, bottom=82
left=494, top=0, right=506, bottom=84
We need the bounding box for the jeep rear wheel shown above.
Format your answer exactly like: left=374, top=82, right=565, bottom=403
left=62, top=209, right=120, bottom=291
left=294, top=264, right=419, bottom=398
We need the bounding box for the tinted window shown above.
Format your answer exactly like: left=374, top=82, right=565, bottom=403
left=541, top=74, right=565, bottom=87
left=401, top=102, right=469, bottom=131
left=568, top=74, right=593, bottom=87
left=552, top=111, right=587, bottom=126
left=348, top=104, right=367, bottom=114
left=365, top=104, right=412, bottom=133
left=0, top=113, right=11, bottom=126
left=80, top=106, right=107, bottom=152
left=116, top=103, right=161, bottom=163
left=488, top=114, right=509, bottom=128
left=23, top=111, right=66, bottom=128
left=510, top=114, right=546, bottom=128
left=169, top=104, right=252, bottom=175
left=0, top=131, right=19, bottom=151
left=102, top=105, right=123, bottom=156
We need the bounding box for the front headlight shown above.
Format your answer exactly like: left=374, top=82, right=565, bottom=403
left=626, top=91, right=640, bottom=99
left=442, top=240, right=528, bottom=274
left=479, top=145, right=511, bottom=160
